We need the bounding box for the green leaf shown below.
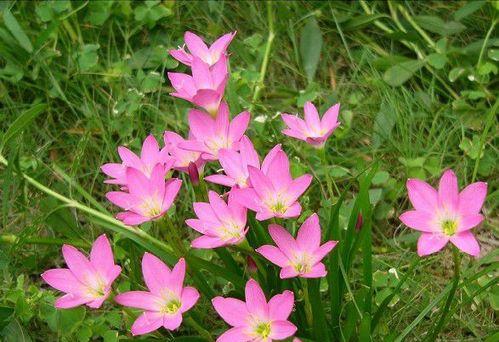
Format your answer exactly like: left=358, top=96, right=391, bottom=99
left=453, top=1, right=486, bottom=21
left=383, top=60, right=424, bottom=86
left=1, top=320, right=32, bottom=342
left=372, top=101, right=396, bottom=148
left=300, top=17, right=322, bottom=83
left=85, top=1, right=114, bottom=26
left=77, top=44, right=100, bottom=71
left=342, top=14, right=386, bottom=31
left=459, top=135, right=484, bottom=160
left=0, top=307, right=14, bottom=330
left=414, top=16, right=466, bottom=36
left=0, top=103, right=47, bottom=152
left=426, top=53, right=447, bottom=69
left=2, top=8, right=33, bottom=52
left=488, top=49, right=499, bottom=61
left=449, top=67, right=466, bottom=82
left=57, top=307, right=86, bottom=336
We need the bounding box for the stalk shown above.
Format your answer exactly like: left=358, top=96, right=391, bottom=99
left=300, top=278, right=313, bottom=327
left=0, top=234, right=88, bottom=248
left=425, top=247, right=461, bottom=341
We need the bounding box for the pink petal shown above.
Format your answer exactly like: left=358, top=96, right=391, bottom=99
left=140, top=135, right=160, bottom=166
left=126, top=167, right=154, bottom=197
left=162, top=178, right=182, bottom=211
left=168, top=258, right=186, bottom=297
left=458, top=214, right=484, bottom=232
left=280, top=266, right=299, bottom=279
left=192, top=89, right=223, bottom=113
left=180, top=287, right=200, bottom=313
left=256, top=208, right=277, bottom=221
left=168, top=72, right=196, bottom=97
left=438, top=170, right=459, bottom=212
left=270, top=320, right=298, bottom=340
left=90, top=234, right=115, bottom=276
left=268, top=224, right=298, bottom=259
left=62, top=244, right=95, bottom=285
left=286, top=174, right=313, bottom=203
left=399, top=210, right=436, bottom=232
left=449, top=231, right=480, bottom=257
left=228, top=111, right=250, bottom=143
left=55, top=293, right=90, bottom=309
left=86, top=296, right=108, bottom=309
left=321, top=103, right=340, bottom=130
left=266, top=151, right=292, bottom=191
left=304, top=101, right=321, bottom=132
left=192, top=57, right=213, bottom=89
left=118, top=146, right=141, bottom=167
left=282, top=128, right=307, bottom=142
left=106, top=191, right=138, bottom=210
left=169, top=48, right=192, bottom=66
left=231, top=188, right=261, bottom=212
left=212, top=297, right=250, bottom=327
left=406, top=179, right=438, bottom=213
left=302, top=263, right=327, bottom=278
left=281, top=114, right=306, bottom=133
left=184, top=31, right=209, bottom=59
left=458, top=182, right=487, bottom=215
left=116, top=212, right=150, bottom=225
left=268, top=290, right=294, bottom=321
left=41, top=269, right=82, bottom=293
left=248, top=166, right=274, bottom=200
left=261, top=144, right=283, bottom=174
left=217, top=327, right=251, bottom=342
left=256, top=245, right=289, bottom=267
left=296, top=213, right=321, bottom=252
left=141, top=253, right=171, bottom=295
left=211, top=55, right=229, bottom=86
left=193, top=202, right=218, bottom=223
left=209, top=32, right=236, bottom=62
left=185, top=219, right=205, bottom=234
left=114, top=291, right=161, bottom=311
left=281, top=201, right=302, bottom=219
left=163, top=312, right=183, bottom=330
left=191, top=235, right=226, bottom=249
left=417, top=233, right=449, bottom=256
left=131, top=311, right=164, bottom=336
left=312, top=240, right=338, bottom=263
left=205, top=174, right=236, bottom=187
left=208, top=191, right=232, bottom=222
left=245, top=279, right=269, bottom=318
left=239, top=135, right=260, bottom=168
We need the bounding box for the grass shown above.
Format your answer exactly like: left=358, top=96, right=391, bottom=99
left=0, top=1, right=497, bottom=341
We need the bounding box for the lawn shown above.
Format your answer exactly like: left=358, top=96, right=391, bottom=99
left=0, top=1, right=497, bottom=341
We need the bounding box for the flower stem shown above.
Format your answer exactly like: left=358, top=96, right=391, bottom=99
left=300, top=278, right=313, bottom=327
left=425, top=247, right=461, bottom=341
left=0, top=234, right=88, bottom=248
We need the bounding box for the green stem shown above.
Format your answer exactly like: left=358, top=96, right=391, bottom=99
left=396, top=4, right=436, bottom=50
left=472, top=99, right=498, bottom=182
left=250, top=1, right=275, bottom=111
left=185, top=316, right=214, bottom=342
left=425, top=247, right=461, bottom=341
left=300, top=278, right=313, bottom=327
left=0, top=234, right=88, bottom=248
left=476, top=19, right=498, bottom=68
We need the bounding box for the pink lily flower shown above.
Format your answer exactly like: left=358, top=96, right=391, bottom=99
left=180, top=102, right=250, bottom=161
left=256, top=213, right=338, bottom=278
left=232, top=150, right=312, bottom=220
left=212, top=278, right=297, bottom=341
left=168, top=56, right=228, bottom=116
left=205, top=136, right=283, bottom=188
left=101, top=135, right=170, bottom=185
left=169, top=31, right=236, bottom=67
left=400, top=169, right=487, bottom=257
left=115, top=255, right=199, bottom=336
left=41, top=234, right=121, bottom=309
left=281, top=102, right=341, bottom=147
left=186, top=190, right=248, bottom=248
left=106, top=164, right=182, bottom=225
left=164, top=131, right=205, bottom=173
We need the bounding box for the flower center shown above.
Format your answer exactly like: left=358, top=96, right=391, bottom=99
left=206, top=136, right=229, bottom=155
left=139, top=197, right=162, bottom=217
left=217, top=221, right=243, bottom=242
left=270, top=201, right=287, bottom=215
left=161, top=299, right=181, bottom=315
left=292, top=253, right=312, bottom=274
left=255, top=322, right=271, bottom=338
left=442, top=220, right=458, bottom=236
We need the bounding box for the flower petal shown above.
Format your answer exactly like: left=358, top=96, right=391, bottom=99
left=217, top=327, right=251, bottom=342
left=450, top=231, right=480, bottom=257
left=180, top=287, right=200, bottom=313
left=163, top=312, right=183, bottom=330
left=296, top=213, right=321, bottom=252
left=280, top=266, right=299, bottom=279
left=256, top=245, right=289, bottom=267
left=268, top=224, right=298, bottom=259
left=141, top=252, right=171, bottom=295
left=438, top=169, right=459, bottom=212
left=185, top=31, right=209, bottom=59
left=417, top=233, right=449, bottom=256
left=131, top=311, right=165, bottom=336
left=304, top=101, right=321, bottom=132
left=114, top=291, right=161, bottom=311
left=301, top=263, right=327, bottom=278
left=212, top=297, right=250, bottom=327
left=41, top=269, right=82, bottom=293
left=406, top=179, right=438, bottom=213
left=61, top=244, right=95, bottom=285
left=458, top=214, right=484, bottom=232
left=90, top=234, right=116, bottom=277
left=270, top=320, right=298, bottom=340
left=399, top=210, right=436, bottom=232
left=268, top=290, right=294, bottom=321
left=245, top=279, right=268, bottom=318
left=55, top=293, right=90, bottom=309
left=458, top=182, right=487, bottom=215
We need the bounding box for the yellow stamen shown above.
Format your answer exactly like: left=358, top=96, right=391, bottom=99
left=442, top=220, right=458, bottom=236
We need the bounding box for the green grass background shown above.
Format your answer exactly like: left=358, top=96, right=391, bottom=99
left=0, top=1, right=497, bottom=341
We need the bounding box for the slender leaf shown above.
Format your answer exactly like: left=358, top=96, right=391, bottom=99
left=2, top=8, right=33, bottom=52
left=300, top=16, right=322, bottom=82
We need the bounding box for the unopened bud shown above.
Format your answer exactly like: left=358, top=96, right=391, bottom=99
left=247, top=256, right=257, bottom=274
left=188, top=162, right=199, bottom=186
left=355, top=213, right=363, bottom=231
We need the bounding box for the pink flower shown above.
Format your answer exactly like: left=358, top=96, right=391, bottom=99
left=115, top=255, right=199, bottom=336
left=399, top=169, right=487, bottom=257
left=164, top=131, right=205, bottom=173
left=170, top=31, right=236, bottom=67
left=106, top=164, right=182, bottom=225
left=256, top=213, right=337, bottom=278
left=212, top=278, right=297, bottom=341
left=205, top=136, right=282, bottom=188
left=180, top=102, right=250, bottom=161
left=101, top=135, right=170, bottom=185
left=281, top=102, right=340, bottom=147
left=41, top=234, right=121, bottom=309
left=186, top=190, right=248, bottom=249
left=232, top=150, right=312, bottom=220
left=168, top=56, right=228, bottom=116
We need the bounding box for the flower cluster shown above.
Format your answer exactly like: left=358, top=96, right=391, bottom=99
left=41, top=31, right=488, bottom=342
